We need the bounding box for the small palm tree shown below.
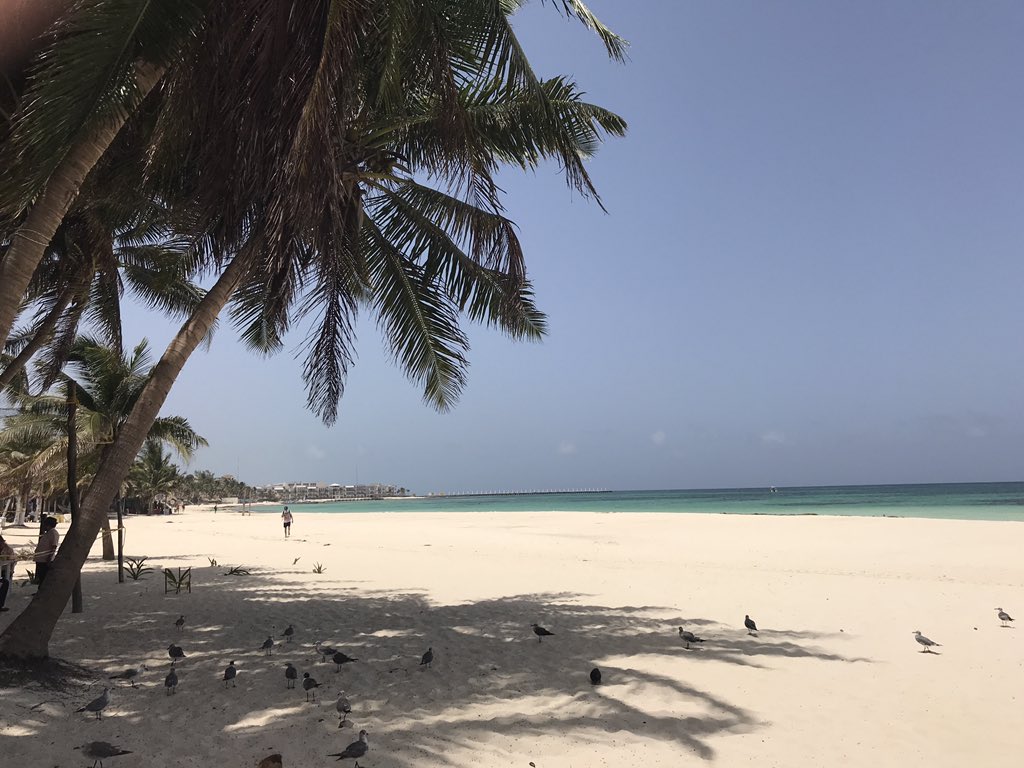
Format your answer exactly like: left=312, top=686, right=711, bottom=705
left=0, top=336, right=206, bottom=556
left=127, top=439, right=181, bottom=514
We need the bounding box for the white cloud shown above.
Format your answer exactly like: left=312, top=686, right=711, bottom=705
left=651, top=430, right=667, bottom=446
left=558, top=440, right=577, bottom=455
left=306, top=445, right=326, bottom=460
left=760, top=431, right=789, bottom=445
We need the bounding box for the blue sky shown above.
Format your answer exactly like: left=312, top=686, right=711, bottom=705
left=123, top=1, right=1024, bottom=492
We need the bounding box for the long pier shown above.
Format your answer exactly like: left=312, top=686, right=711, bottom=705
left=432, top=488, right=609, bottom=498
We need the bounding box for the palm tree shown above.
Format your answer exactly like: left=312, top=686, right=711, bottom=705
left=0, top=1, right=625, bottom=660
left=0, top=0, right=203, bottom=347
left=127, top=439, right=181, bottom=514
left=1, top=181, right=205, bottom=393
left=0, top=336, right=207, bottom=558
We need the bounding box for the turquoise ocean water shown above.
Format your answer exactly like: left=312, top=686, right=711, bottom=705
left=269, top=482, right=1024, bottom=522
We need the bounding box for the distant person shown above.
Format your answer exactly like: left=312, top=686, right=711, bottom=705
left=0, top=532, right=16, bottom=611
left=282, top=506, right=293, bottom=538
left=34, top=516, right=59, bottom=587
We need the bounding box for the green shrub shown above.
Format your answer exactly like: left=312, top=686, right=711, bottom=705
left=124, top=556, right=152, bottom=581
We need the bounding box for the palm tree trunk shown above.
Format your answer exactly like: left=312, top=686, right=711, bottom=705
left=0, top=251, right=250, bottom=660
left=99, top=517, right=115, bottom=561
left=0, top=64, right=163, bottom=352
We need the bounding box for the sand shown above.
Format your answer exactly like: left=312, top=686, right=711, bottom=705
left=1, top=509, right=1021, bottom=767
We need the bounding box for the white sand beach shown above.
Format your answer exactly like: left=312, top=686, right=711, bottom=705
left=1, top=510, right=1021, bottom=767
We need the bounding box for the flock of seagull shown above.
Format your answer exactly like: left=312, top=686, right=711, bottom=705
left=71, top=606, right=1015, bottom=766
left=73, top=616, right=442, bottom=767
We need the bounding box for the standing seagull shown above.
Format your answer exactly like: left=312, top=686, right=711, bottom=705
left=167, top=643, right=186, bottom=664
left=316, top=641, right=340, bottom=662
left=531, top=623, right=555, bottom=642
left=336, top=692, right=352, bottom=727
left=913, top=630, right=941, bottom=653
left=164, top=668, right=178, bottom=695
left=589, top=667, right=602, bottom=685
left=419, top=647, right=434, bottom=668
left=744, top=615, right=758, bottom=635
left=302, top=672, right=321, bottom=701
left=678, top=627, right=704, bottom=649
left=333, top=651, right=359, bottom=672
left=108, top=664, right=147, bottom=688
left=76, top=688, right=110, bottom=720
left=223, top=660, right=237, bottom=688
left=328, top=730, right=369, bottom=764
left=261, top=636, right=275, bottom=656
left=174, top=615, right=185, bottom=632
left=996, top=608, right=1015, bottom=627
left=282, top=624, right=295, bottom=643
left=78, top=740, right=131, bottom=767
left=285, top=663, right=298, bottom=689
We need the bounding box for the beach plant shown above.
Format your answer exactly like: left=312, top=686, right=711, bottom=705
left=124, top=556, right=152, bottom=581
left=223, top=565, right=251, bottom=576
left=163, top=567, right=191, bottom=593
left=312, top=562, right=326, bottom=574
left=0, top=0, right=625, bottom=661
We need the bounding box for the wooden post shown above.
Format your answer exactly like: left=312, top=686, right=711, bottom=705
left=67, top=387, right=83, bottom=613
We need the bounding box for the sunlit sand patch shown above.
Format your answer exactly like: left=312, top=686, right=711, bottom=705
left=0, top=723, right=42, bottom=737
left=224, top=704, right=307, bottom=733
left=362, top=627, right=418, bottom=638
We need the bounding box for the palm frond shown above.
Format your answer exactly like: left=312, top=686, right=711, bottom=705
left=0, top=0, right=205, bottom=215
left=362, top=216, right=469, bottom=411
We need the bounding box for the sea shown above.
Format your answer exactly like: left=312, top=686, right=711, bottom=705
left=269, top=482, right=1024, bottom=522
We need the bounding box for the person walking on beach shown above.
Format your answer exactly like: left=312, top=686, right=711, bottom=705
left=0, top=532, right=17, bottom=611
left=34, top=516, right=59, bottom=588
left=282, top=506, right=293, bottom=538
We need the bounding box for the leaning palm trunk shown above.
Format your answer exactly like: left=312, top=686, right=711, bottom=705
left=0, top=252, right=248, bottom=659
left=0, top=65, right=163, bottom=352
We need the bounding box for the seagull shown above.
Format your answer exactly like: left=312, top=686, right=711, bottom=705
left=282, top=624, right=295, bottom=643
left=744, top=615, right=758, bottom=635
left=316, top=641, right=340, bottom=662
left=333, top=651, right=359, bottom=672
left=78, top=740, right=131, bottom=767
left=678, top=627, right=704, bottom=649
left=164, top=668, right=178, bottom=695
left=589, top=667, right=601, bottom=685
left=336, top=692, right=352, bottom=727
left=913, top=630, right=941, bottom=653
left=168, top=643, right=186, bottom=664
left=285, top=662, right=298, bottom=689
left=223, top=660, right=237, bottom=688
left=532, top=623, right=555, bottom=642
left=261, top=636, right=275, bottom=656
left=293, top=557, right=301, bottom=565
left=174, top=615, right=185, bottom=632
left=996, top=608, right=1015, bottom=627
left=108, top=664, right=147, bottom=688
left=328, top=730, right=369, bottom=764
left=302, top=672, right=321, bottom=701
left=76, top=687, right=110, bottom=720
left=419, top=647, right=433, bottom=668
